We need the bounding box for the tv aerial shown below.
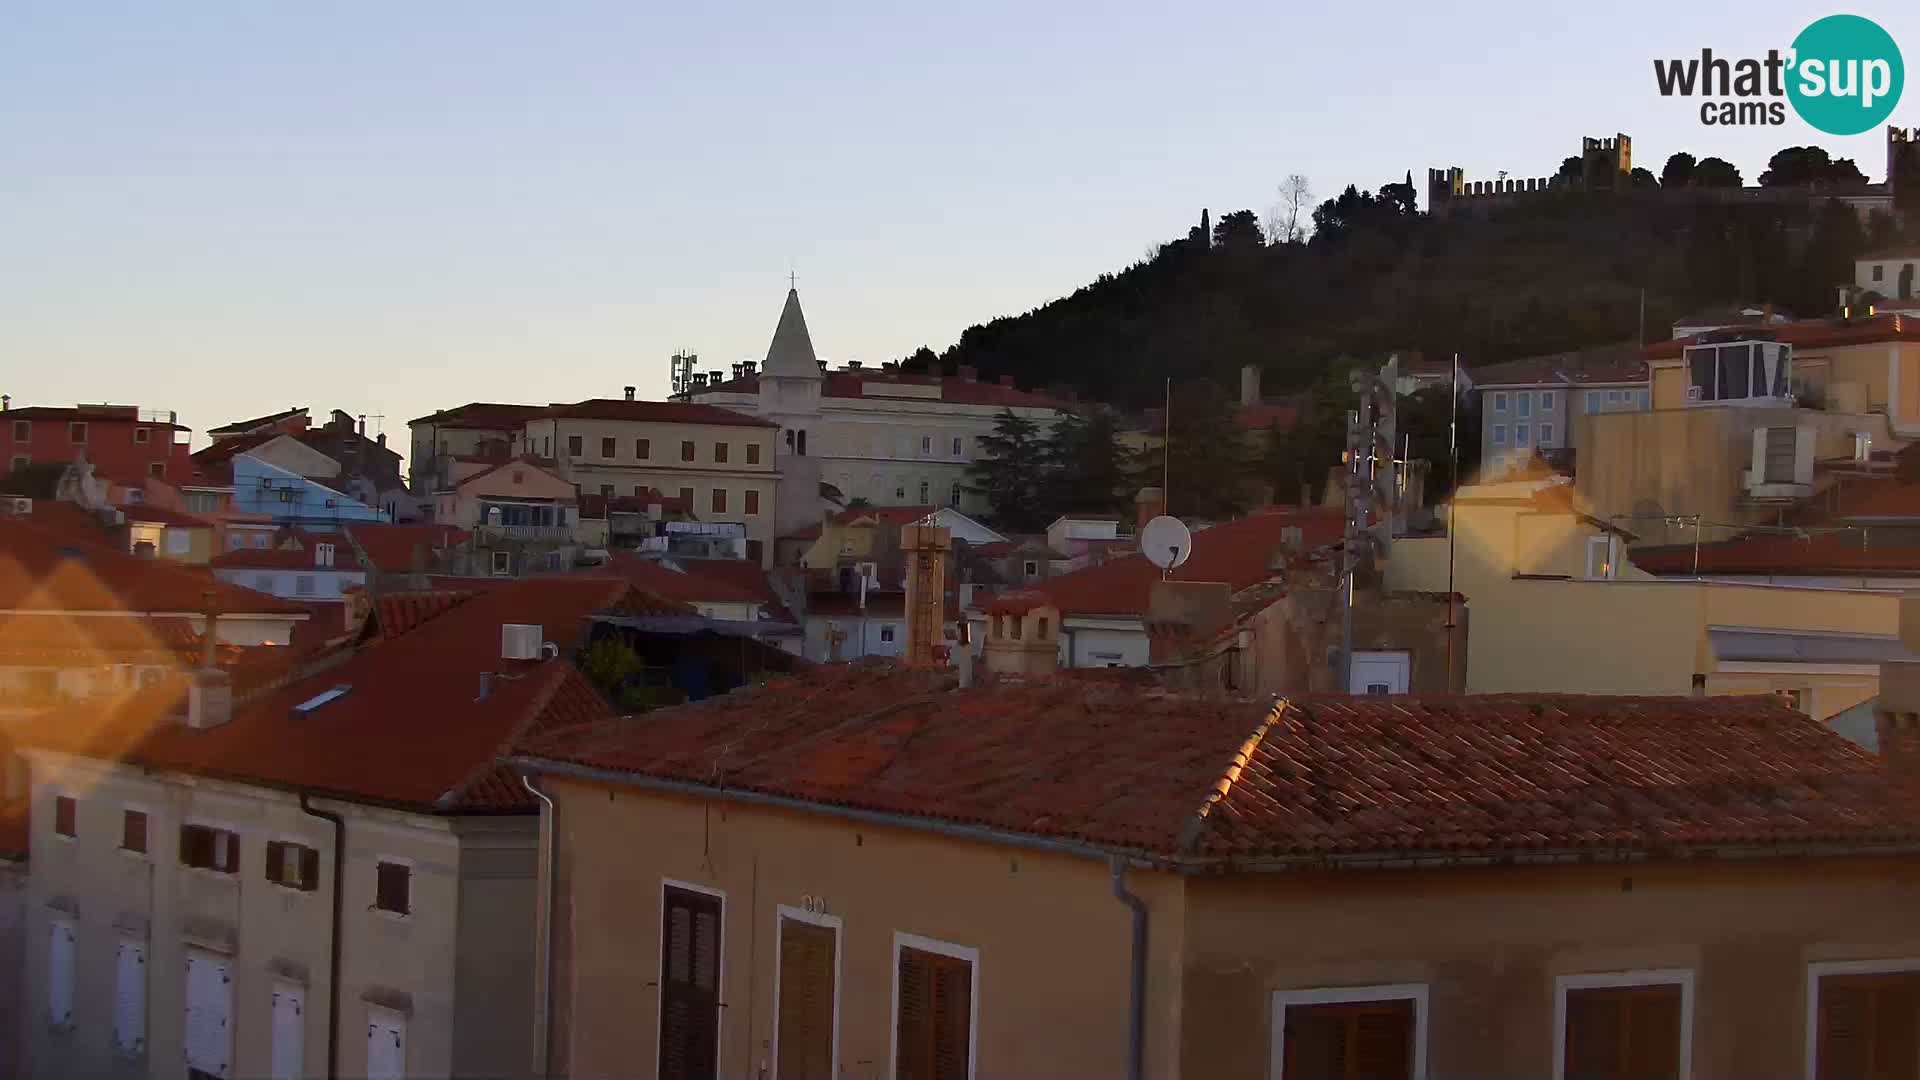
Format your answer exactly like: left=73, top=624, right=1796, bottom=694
left=1140, top=515, right=1192, bottom=577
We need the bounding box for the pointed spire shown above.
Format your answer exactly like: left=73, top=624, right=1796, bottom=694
left=763, top=288, right=821, bottom=378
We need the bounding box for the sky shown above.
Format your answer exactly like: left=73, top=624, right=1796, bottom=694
left=3, top=1, right=1916, bottom=456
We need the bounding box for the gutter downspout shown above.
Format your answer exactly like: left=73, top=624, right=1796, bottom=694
left=1110, top=857, right=1147, bottom=1080
left=522, top=773, right=558, bottom=1078
left=299, top=793, right=345, bottom=1080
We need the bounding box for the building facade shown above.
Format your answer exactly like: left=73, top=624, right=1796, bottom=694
left=5, top=404, right=192, bottom=484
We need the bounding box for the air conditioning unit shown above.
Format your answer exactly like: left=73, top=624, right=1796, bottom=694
left=3, top=496, right=30, bottom=515
left=501, top=623, right=546, bottom=660
left=1685, top=385, right=1703, bottom=402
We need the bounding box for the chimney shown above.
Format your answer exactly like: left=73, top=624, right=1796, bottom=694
left=1134, top=486, right=1166, bottom=530
left=900, top=523, right=952, bottom=667
left=358, top=414, right=367, bottom=436
left=999, top=375, right=1016, bottom=388
left=1145, top=580, right=1234, bottom=669
left=1, top=394, right=8, bottom=411
left=187, top=604, right=232, bottom=730
left=846, top=360, right=863, bottom=371
left=980, top=591, right=1060, bottom=678
left=377, top=432, right=387, bottom=448
left=1880, top=598, right=1920, bottom=774
left=624, top=385, right=636, bottom=401
left=1241, top=364, right=1262, bottom=407
left=742, top=361, right=757, bottom=377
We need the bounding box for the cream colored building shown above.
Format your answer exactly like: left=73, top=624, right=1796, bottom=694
left=1388, top=478, right=1901, bottom=718
left=688, top=288, right=1071, bottom=530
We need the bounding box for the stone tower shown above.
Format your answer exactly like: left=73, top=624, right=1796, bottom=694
left=756, top=287, right=826, bottom=535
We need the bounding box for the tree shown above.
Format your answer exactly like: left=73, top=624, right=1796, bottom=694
left=1212, top=209, right=1265, bottom=252
left=966, top=409, right=1052, bottom=531
left=1661, top=152, right=1697, bottom=189
left=1270, top=174, right=1313, bottom=244
left=1043, top=410, right=1133, bottom=516
left=1557, top=156, right=1583, bottom=181
left=1630, top=167, right=1659, bottom=190
left=1760, top=146, right=1870, bottom=188
left=1694, top=157, right=1743, bottom=188
left=1161, top=380, right=1247, bottom=519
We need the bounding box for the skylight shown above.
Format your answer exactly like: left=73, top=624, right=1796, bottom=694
left=291, top=685, right=351, bottom=717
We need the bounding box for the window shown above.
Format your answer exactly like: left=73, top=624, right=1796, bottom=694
left=295, top=575, right=316, bottom=596
left=950, top=484, right=962, bottom=507
left=1274, top=985, right=1425, bottom=1080
left=1555, top=971, right=1691, bottom=1080
left=952, top=436, right=963, bottom=456
left=1491, top=425, right=1507, bottom=447
left=48, top=920, right=75, bottom=1027
left=776, top=909, right=840, bottom=1080
left=636, top=437, right=652, bottom=459
left=1492, top=392, right=1508, bottom=413
left=1811, top=963, right=1920, bottom=1080
left=265, top=841, right=320, bottom=892
left=367, top=1010, right=406, bottom=1080
left=880, top=624, right=897, bottom=643
left=659, top=883, right=723, bottom=1080
left=567, top=435, right=584, bottom=456
left=115, top=938, right=147, bottom=1055
left=1637, top=389, right=1650, bottom=409
left=492, top=551, right=511, bottom=576
left=70, top=421, right=88, bottom=443
left=747, top=539, right=764, bottom=563
left=254, top=574, right=275, bottom=592
left=180, top=824, right=240, bottom=874
left=1607, top=389, right=1623, bottom=404
left=166, top=529, right=192, bottom=556
left=714, top=442, right=729, bottom=463
left=921, top=435, right=932, bottom=455
left=711, top=488, right=727, bottom=514
left=1539, top=422, right=1555, bottom=445
left=546, top=551, right=562, bottom=571
left=797, top=429, right=807, bottom=456
left=186, top=952, right=233, bottom=1079
left=679, top=487, right=694, bottom=507
left=271, top=985, right=305, bottom=1080
left=602, top=436, right=617, bottom=458
left=1515, top=424, right=1531, bottom=447
left=919, top=480, right=930, bottom=503
left=10, top=455, right=28, bottom=472
left=745, top=490, right=760, bottom=515
left=1541, top=390, right=1556, bottom=410
left=681, top=440, right=696, bottom=462
left=600, top=483, right=615, bottom=498
left=895, top=485, right=907, bottom=501
left=375, top=860, right=411, bottom=914
left=893, top=935, right=976, bottom=1080
left=1586, top=391, right=1602, bottom=415
left=134, top=427, right=150, bottom=445
left=1023, top=559, right=1040, bottom=577
left=1518, top=392, right=1533, bottom=418
left=10, top=420, right=27, bottom=442
left=54, top=795, right=76, bottom=838
left=1036, top=616, right=1049, bottom=638
left=1586, top=535, right=1617, bottom=580
left=746, top=442, right=761, bottom=465
left=1873, top=264, right=1886, bottom=281
left=122, top=809, right=148, bottom=854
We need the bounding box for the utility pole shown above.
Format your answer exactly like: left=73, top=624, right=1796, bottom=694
left=1338, top=357, right=1400, bottom=693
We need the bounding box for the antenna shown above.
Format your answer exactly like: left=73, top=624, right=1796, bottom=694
left=1140, top=515, right=1192, bottom=578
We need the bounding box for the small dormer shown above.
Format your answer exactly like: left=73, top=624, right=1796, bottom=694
left=981, top=590, right=1060, bottom=677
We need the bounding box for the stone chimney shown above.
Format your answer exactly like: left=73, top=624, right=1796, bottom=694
left=1880, top=597, right=1920, bottom=774
left=624, top=385, right=636, bottom=401
left=981, top=590, right=1060, bottom=678
left=1241, top=364, right=1262, bottom=408
left=900, top=523, right=952, bottom=667
left=1134, top=487, right=1166, bottom=530
left=187, top=605, right=232, bottom=730
left=1145, top=580, right=1235, bottom=668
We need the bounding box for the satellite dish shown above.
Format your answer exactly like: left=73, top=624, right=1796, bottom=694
left=1140, top=515, right=1193, bottom=571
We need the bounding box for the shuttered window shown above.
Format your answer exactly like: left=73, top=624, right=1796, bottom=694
left=895, top=944, right=973, bottom=1080
left=48, top=920, right=75, bottom=1027
left=180, top=824, right=240, bottom=874
left=53, top=795, right=76, bottom=837
left=375, top=861, right=411, bottom=914
left=271, top=986, right=305, bottom=1080
left=1818, top=972, right=1920, bottom=1080
left=265, top=841, right=320, bottom=891
left=367, top=1012, right=407, bottom=1080
left=1281, top=999, right=1414, bottom=1080
left=114, top=939, right=147, bottom=1054
left=122, top=810, right=148, bottom=854
left=1564, top=984, right=1682, bottom=1080
left=776, top=917, right=837, bottom=1080
left=185, top=952, right=233, bottom=1079
left=659, top=885, right=723, bottom=1080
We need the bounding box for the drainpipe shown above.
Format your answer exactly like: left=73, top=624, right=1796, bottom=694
left=522, top=773, right=558, bottom=1077
left=1110, top=856, right=1147, bottom=1080
left=299, top=793, right=345, bottom=1080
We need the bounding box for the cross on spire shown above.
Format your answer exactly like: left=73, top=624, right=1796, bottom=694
left=788, top=269, right=797, bottom=291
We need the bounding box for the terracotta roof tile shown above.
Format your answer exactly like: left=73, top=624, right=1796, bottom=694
left=697, top=373, right=1071, bottom=411
left=208, top=408, right=306, bottom=435
left=211, top=536, right=365, bottom=572
left=374, top=590, right=479, bottom=639
left=122, top=505, right=215, bottom=528
left=343, top=524, right=472, bottom=574
left=1648, top=313, right=1920, bottom=359
left=539, top=399, right=778, bottom=428
left=602, top=553, right=770, bottom=606
left=407, top=402, right=544, bottom=430
left=0, top=515, right=310, bottom=616
left=519, top=671, right=1920, bottom=862
left=1632, top=535, right=1920, bottom=576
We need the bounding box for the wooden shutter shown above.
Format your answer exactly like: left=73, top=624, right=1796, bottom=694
left=1565, top=985, right=1681, bottom=1080
left=376, top=862, right=410, bottom=913
left=114, top=939, right=147, bottom=1054
left=1819, top=974, right=1920, bottom=1080
left=185, top=953, right=233, bottom=1078
left=659, top=886, right=722, bottom=1080
left=776, top=919, right=837, bottom=1080
left=896, top=946, right=972, bottom=1080
left=1281, top=1000, right=1413, bottom=1080
left=271, top=986, right=304, bottom=1080
left=47, top=920, right=74, bottom=1026
left=300, top=845, right=321, bottom=892
left=123, top=810, right=147, bottom=853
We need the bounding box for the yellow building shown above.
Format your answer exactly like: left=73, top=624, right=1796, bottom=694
left=1387, top=478, right=1900, bottom=719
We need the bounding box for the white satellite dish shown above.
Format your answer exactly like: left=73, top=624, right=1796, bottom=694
left=1140, top=515, right=1193, bottom=571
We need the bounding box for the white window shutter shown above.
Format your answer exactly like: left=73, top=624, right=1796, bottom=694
left=48, top=921, right=75, bottom=1026
left=115, top=939, right=147, bottom=1053
left=367, top=1014, right=407, bottom=1080
left=185, top=954, right=233, bottom=1077
left=271, top=986, right=305, bottom=1080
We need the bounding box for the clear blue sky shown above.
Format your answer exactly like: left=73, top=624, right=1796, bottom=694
left=2, top=1, right=1914, bottom=450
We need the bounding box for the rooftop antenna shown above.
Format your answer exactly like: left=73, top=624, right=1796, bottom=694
left=1162, top=377, right=1172, bottom=514
left=1445, top=352, right=1460, bottom=681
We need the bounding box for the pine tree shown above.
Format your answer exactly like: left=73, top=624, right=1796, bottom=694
left=1160, top=380, right=1248, bottom=519
left=966, top=409, right=1052, bottom=531
left=1044, top=411, right=1134, bottom=516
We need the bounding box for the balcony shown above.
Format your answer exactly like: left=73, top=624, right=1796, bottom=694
left=477, top=524, right=572, bottom=543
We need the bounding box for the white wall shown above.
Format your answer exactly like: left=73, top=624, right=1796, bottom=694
left=1064, top=620, right=1148, bottom=668
left=213, top=568, right=366, bottom=603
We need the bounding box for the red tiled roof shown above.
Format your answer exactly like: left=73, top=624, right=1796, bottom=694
left=1827, top=479, right=1920, bottom=520
left=374, top=590, right=478, bottom=639
left=1648, top=313, right=1920, bottom=359
left=1632, top=535, right=1920, bottom=576
left=190, top=432, right=277, bottom=468
left=1862, top=245, right=1920, bottom=261
left=407, top=402, right=544, bottom=430
left=806, top=591, right=907, bottom=618
left=675, top=558, right=796, bottom=622
left=211, top=536, right=365, bottom=573
left=1234, top=402, right=1300, bottom=433
left=208, top=408, right=306, bottom=435
left=122, top=505, right=214, bottom=529
left=0, top=613, right=202, bottom=662
left=697, top=373, right=1071, bottom=411
left=602, top=552, right=771, bottom=606
left=7, top=576, right=653, bottom=812
left=540, top=399, right=777, bottom=428
left=1471, top=342, right=1647, bottom=387
left=983, top=590, right=1053, bottom=616
left=343, top=523, right=472, bottom=573
left=1033, top=508, right=1345, bottom=618
left=518, top=670, right=1920, bottom=863
left=1, top=404, right=189, bottom=430
left=0, top=515, right=310, bottom=616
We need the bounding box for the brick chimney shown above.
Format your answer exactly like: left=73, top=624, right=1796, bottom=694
left=981, top=590, right=1060, bottom=678
left=901, top=523, right=952, bottom=668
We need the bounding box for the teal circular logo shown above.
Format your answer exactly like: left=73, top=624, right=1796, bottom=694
left=1788, top=15, right=1904, bottom=135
